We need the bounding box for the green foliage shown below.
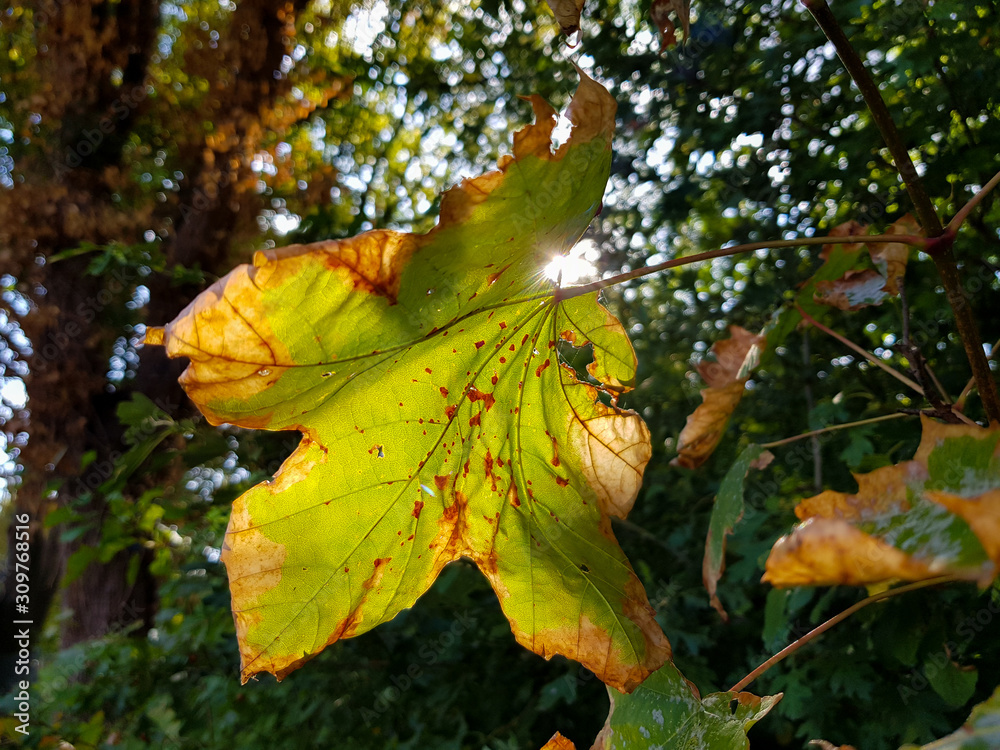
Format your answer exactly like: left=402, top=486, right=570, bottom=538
left=902, top=686, right=1000, bottom=750
left=593, top=661, right=778, bottom=749
left=703, top=444, right=765, bottom=617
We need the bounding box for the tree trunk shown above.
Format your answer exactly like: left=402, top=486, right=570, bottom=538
left=0, top=0, right=317, bottom=690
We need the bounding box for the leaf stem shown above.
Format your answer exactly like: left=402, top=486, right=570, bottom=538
left=558, top=233, right=923, bottom=301
left=947, top=168, right=1000, bottom=234
left=728, top=576, right=960, bottom=693
left=759, top=412, right=912, bottom=449
left=802, top=0, right=1000, bottom=423
left=795, top=304, right=925, bottom=395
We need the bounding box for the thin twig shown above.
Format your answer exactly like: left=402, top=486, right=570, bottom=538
left=558, top=233, right=924, bottom=301
left=729, top=576, right=960, bottom=693
left=922, top=363, right=952, bottom=407
left=947, top=168, right=1000, bottom=234
left=795, top=304, right=925, bottom=395
left=759, top=413, right=912, bottom=449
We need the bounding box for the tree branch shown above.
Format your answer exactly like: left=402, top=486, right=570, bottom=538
left=729, top=576, right=960, bottom=693
left=802, top=0, right=1000, bottom=423
left=558, top=232, right=924, bottom=300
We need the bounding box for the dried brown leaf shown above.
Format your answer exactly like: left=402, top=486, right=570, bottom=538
left=867, top=213, right=921, bottom=296
left=545, top=0, right=586, bottom=35
left=813, top=268, right=889, bottom=310
left=650, top=0, right=690, bottom=49
left=819, top=220, right=867, bottom=261
left=672, top=326, right=765, bottom=470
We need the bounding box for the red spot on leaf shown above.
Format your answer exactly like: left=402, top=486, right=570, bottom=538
left=434, top=474, right=448, bottom=491
left=467, top=386, right=496, bottom=411
left=487, top=264, right=511, bottom=285
left=445, top=405, right=457, bottom=420
left=440, top=386, right=449, bottom=398
left=491, top=373, right=498, bottom=385
left=546, top=431, right=561, bottom=467
left=425, top=368, right=432, bottom=374
left=508, top=483, right=521, bottom=507
left=470, top=413, right=481, bottom=427
left=499, top=356, right=507, bottom=364
left=535, top=359, right=551, bottom=377
left=556, top=476, right=569, bottom=487
left=364, top=558, right=390, bottom=590
left=499, top=321, right=508, bottom=329
left=475, top=340, right=485, bottom=349
left=413, top=500, right=424, bottom=519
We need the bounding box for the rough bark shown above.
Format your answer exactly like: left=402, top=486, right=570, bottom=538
left=0, top=0, right=320, bottom=687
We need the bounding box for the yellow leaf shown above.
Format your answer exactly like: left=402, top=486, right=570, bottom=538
left=540, top=732, right=576, bottom=750
left=764, top=517, right=938, bottom=587
left=926, top=489, right=1000, bottom=568
left=764, top=417, right=1000, bottom=588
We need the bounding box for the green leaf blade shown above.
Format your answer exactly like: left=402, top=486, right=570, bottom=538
left=594, top=661, right=780, bottom=749
left=152, top=73, right=671, bottom=690
left=703, top=444, right=765, bottom=618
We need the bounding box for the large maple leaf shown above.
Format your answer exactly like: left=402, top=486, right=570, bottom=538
left=146, top=73, right=670, bottom=691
